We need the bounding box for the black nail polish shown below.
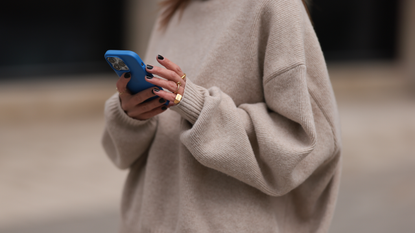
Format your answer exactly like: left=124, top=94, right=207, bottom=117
left=153, top=88, right=160, bottom=92
left=159, top=98, right=166, bottom=103
left=161, top=106, right=167, bottom=111
left=157, top=55, right=164, bottom=60
left=124, top=73, right=131, bottom=78
left=147, top=64, right=153, bottom=70
left=146, top=75, right=153, bottom=79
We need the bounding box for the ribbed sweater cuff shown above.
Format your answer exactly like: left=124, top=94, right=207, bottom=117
left=105, top=93, right=154, bottom=127
left=170, top=78, right=205, bottom=125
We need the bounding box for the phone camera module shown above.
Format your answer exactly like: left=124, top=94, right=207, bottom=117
left=119, top=61, right=126, bottom=67
left=113, top=64, right=121, bottom=70
left=108, top=57, right=116, bottom=63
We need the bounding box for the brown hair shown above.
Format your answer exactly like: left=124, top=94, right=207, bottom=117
left=159, top=0, right=311, bottom=29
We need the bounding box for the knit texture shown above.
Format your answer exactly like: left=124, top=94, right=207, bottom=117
left=102, top=0, right=342, bottom=232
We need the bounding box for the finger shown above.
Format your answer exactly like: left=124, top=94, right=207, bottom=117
left=116, top=72, right=132, bottom=95
left=166, top=102, right=175, bottom=107
left=146, top=64, right=182, bottom=84
left=129, top=87, right=158, bottom=106
left=122, top=87, right=158, bottom=111
left=127, top=97, right=167, bottom=118
left=115, top=73, right=133, bottom=111
left=135, top=105, right=169, bottom=121
left=145, top=76, right=184, bottom=95
left=156, top=55, right=185, bottom=77
left=153, top=88, right=179, bottom=104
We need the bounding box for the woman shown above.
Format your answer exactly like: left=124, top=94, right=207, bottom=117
left=102, top=0, right=342, bottom=232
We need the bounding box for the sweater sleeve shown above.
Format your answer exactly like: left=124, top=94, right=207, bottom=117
left=101, top=93, right=158, bottom=169
left=169, top=1, right=339, bottom=197
left=171, top=67, right=337, bottom=196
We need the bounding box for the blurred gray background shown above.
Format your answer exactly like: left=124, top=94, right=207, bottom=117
left=0, top=0, right=414, bottom=232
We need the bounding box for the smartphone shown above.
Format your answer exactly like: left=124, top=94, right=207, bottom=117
left=104, top=50, right=168, bottom=104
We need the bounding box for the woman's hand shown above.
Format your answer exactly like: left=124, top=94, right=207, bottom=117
left=116, top=73, right=171, bottom=121
left=145, top=55, right=186, bottom=104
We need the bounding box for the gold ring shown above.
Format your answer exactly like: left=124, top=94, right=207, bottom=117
left=175, top=82, right=181, bottom=94
left=174, top=93, right=182, bottom=104
left=181, top=73, right=186, bottom=81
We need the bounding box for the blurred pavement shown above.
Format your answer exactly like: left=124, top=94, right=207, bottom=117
left=0, top=63, right=414, bottom=233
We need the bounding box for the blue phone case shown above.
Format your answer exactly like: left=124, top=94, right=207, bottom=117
left=104, top=50, right=169, bottom=105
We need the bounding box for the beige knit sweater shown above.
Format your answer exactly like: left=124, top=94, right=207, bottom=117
left=102, top=0, right=342, bottom=232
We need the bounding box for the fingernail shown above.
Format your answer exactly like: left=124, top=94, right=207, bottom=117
left=157, top=55, right=164, bottom=60
left=161, top=106, right=167, bottom=111
left=159, top=98, right=165, bottom=103
left=124, top=72, right=131, bottom=78
left=147, top=64, right=153, bottom=70
left=146, top=75, right=153, bottom=79
left=153, top=88, right=160, bottom=93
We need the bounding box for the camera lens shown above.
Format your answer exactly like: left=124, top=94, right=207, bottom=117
left=108, top=57, right=116, bottom=63
left=119, top=61, right=126, bottom=67
left=113, top=64, right=120, bottom=70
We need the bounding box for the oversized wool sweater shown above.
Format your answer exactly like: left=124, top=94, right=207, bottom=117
left=102, top=0, right=342, bottom=232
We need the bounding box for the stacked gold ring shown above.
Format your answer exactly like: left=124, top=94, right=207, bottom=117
left=181, top=73, right=186, bottom=81
left=174, top=94, right=182, bottom=104
left=175, top=82, right=181, bottom=94
left=173, top=74, right=185, bottom=104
